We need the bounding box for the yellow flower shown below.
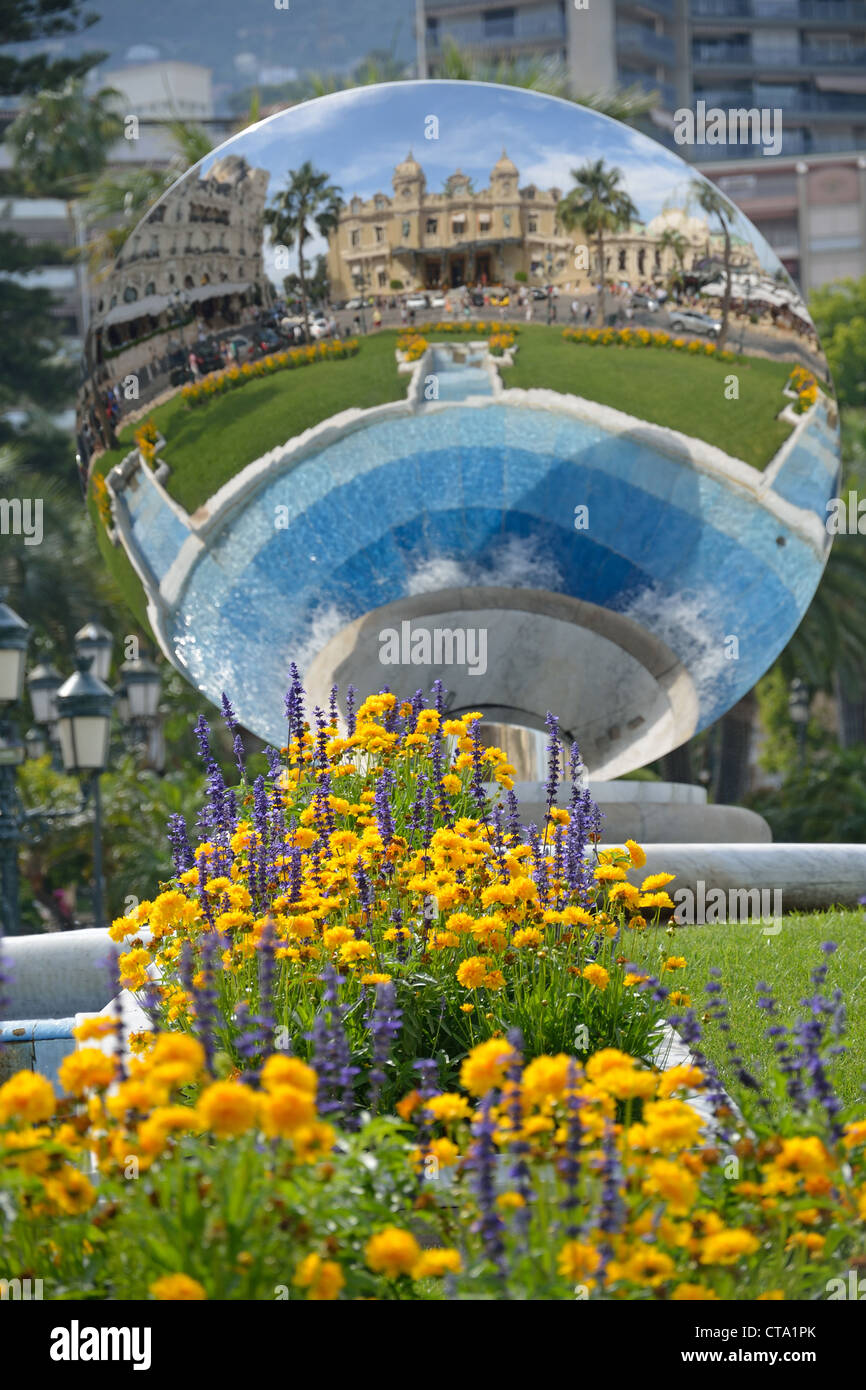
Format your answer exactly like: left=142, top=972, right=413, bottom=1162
left=641, top=872, right=675, bottom=892
left=58, top=1048, right=117, bottom=1097
left=365, top=1227, right=422, bottom=1278
left=412, top=1248, right=462, bottom=1279
left=483, top=969, right=506, bottom=991
left=456, top=955, right=490, bottom=988
left=656, top=1064, right=705, bottom=1098
left=460, top=1037, right=516, bottom=1096
left=582, top=964, right=610, bottom=991
left=440, top=773, right=462, bottom=794
left=625, top=840, right=646, bottom=868
left=662, top=956, right=687, bottom=972
left=196, top=1081, right=259, bottom=1137
left=293, top=1253, right=345, bottom=1301
left=150, top=1273, right=207, bottom=1301
left=700, top=1229, right=760, bottom=1265
left=512, top=927, right=543, bottom=948
left=671, top=1283, right=719, bottom=1301
left=0, top=1070, right=55, bottom=1123
left=361, top=972, right=393, bottom=985
left=424, top=1092, right=472, bottom=1123
left=338, top=938, right=375, bottom=965
left=497, top=1191, right=526, bottom=1211
left=594, top=864, right=628, bottom=882
left=557, top=1241, right=601, bottom=1283
left=260, top=1085, right=317, bottom=1138
left=642, top=1159, right=698, bottom=1214
left=147, top=1032, right=205, bottom=1086
left=260, top=1054, right=317, bottom=1095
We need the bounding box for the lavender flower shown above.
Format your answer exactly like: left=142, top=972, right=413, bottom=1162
left=368, top=981, right=402, bottom=1114
left=469, top=1092, right=508, bottom=1281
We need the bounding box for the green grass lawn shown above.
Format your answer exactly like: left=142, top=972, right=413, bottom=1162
left=500, top=325, right=793, bottom=470
left=93, top=331, right=407, bottom=516
left=629, top=910, right=866, bottom=1106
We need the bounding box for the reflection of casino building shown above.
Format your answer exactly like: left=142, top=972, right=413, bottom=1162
left=90, top=155, right=271, bottom=377
left=327, top=152, right=760, bottom=296
left=328, top=151, right=573, bottom=295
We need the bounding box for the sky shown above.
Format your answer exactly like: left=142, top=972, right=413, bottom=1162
left=189, top=82, right=783, bottom=283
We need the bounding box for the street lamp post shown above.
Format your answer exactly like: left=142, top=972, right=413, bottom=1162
left=788, top=678, right=810, bottom=769
left=0, top=598, right=30, bottom=935
left=55, top=659, right=114, bottom=932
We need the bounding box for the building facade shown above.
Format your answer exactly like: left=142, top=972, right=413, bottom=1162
left=90, top=154, right=270, bottom=378
left=327, top=150, right=752, bottom=296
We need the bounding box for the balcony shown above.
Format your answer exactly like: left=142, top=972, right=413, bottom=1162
left=616, top=24, right=676, bottom=66
left=695, top=87, right=866, bottom=119
left=616, top=0, right=674, bottom=16
left=692, top=0, right=866, bottom=20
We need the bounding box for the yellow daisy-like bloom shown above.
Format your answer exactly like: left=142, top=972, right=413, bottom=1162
left=360, top=972, right=393, bottom=985
left=771, top=1136, right=832, bottom=1174
left=293, top=1253, right=345, bottom=1301
left=196, top=1081, right=259, bottom=1137
left=338, top=938, right=375, bottom=965
left=642, top=1159, right=698, bottom=1215
left=150, top=1273, right=207, bottom=1301
left=638, top=891, right=675, bottom=910
left=557, top=1240, right=601, bottom=1283
left=625, top=839, right=646, bottom=868
left=521, top=1053, right=574, bottom=1106
left=412, top=1248, right=462, bottom=1278
left=323, top=925, right=354, bottom=952
left=460, top=1037, right=516, bottom=1096
left=456, top=955, right=490, bottom=989
left=700, top=1229, right=760, bottom=1265
left=260, top=1054, right=317, bottom=1096
left=496, top=1191, right=526, bottom=1211
left=261, top=1085, right=318, bottom=1138
left=424, top=1092, right=472, bottom=1123
left=58, top=1048, right=117, bottom=1097
left=147, top=1032, right=206, bottom=1086
left=662, top=956, right=687, bottom=972
left=640, top=872, right=676, bottom=892
left=639, top=1098, right=705, bottom=1152
left=483, top=969, right=506, bottom=991
left=671, top=1283, right=719, bottom=1301
left=0, top=1070, right=55, bottom=1124
left=609, top=1248, right=675, bottom=1287
left=582, top=964, right=610, bottom=991
left=512, top=927, right=543, bottom=948
left=440, top=773, right=462, bottom=794
left=594, top=864, right=628, bottom=882
left=365, top=1227, right=422, bottom=1278
left=843, top=1120, right=866, bottom=1150
left=656, top=1064, right=705, bottom=1098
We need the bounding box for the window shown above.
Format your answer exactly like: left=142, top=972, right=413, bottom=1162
left=378, top=270, right=387, bottom=287
left=145, top=281, right=156, bottom=296
left=618, top=249, right=626, bottom=271
left=123, top=286, right=138, bottom=303
left=350, top=228, right=360, bottom=247
left=402, top=220, right=411, bottom=237
left=374, top=195, right=385, bottom=209
left=426, top=217, right=438, bottom=235
left=528, top=216, right=538, bottom=233
left=375, top=225, right=385, bottom=243
left=483, top=7, right=515, bottom=39
left=452, top=216, right=466, bottom=236
left=638, top=249, right=646, bottom=274
left=479, top=215, right=491, bottom=233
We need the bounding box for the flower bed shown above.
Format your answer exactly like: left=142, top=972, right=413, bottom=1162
left=180, top=340, right=360, bottom=408
left=563, top=326, right=737, bottom=362
left=1, top=681, right=862, bottom=1301
left=786, top=365, right=819, bottom=415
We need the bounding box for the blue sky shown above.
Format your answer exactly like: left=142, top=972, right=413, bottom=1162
left=193, top=80, right=782, bottom=279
